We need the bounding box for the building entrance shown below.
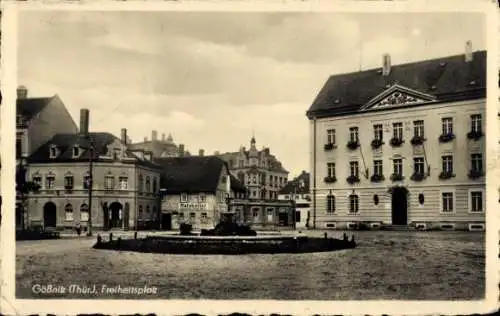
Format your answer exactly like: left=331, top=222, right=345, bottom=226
left=391, top=187, right=408, bottom=225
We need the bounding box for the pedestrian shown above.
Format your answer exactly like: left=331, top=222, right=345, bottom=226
left=76, top=223, right=81, bottom=236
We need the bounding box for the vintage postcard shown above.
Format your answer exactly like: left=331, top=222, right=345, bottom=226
left=1, top=0, right=499, bottom=315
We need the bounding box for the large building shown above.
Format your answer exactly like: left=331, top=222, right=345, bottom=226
left=25, top=109, right=162, bottom=231
left=216, top=137, right=289, bottom=200
left=16, top=86, right=79, bottom=229
left=307, top=42, right=486, bottom=231
left=128, top=131, right=191, bottom=158
left=278, top=171, right=311, bottom=229
left=156, top=156, right=247, bottom=230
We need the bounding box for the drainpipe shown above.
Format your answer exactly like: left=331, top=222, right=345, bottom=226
left=312, top=117, right=317, bottom=229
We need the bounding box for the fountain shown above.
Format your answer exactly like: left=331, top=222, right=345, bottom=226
left=93, top=212, right=357, bottom=254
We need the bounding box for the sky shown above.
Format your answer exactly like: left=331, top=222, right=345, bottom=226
left=18, top=11, right=485, bottom=177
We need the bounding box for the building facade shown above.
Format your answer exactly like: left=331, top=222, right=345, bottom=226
left=216, top=137, right=289, bottom=200
left=128, top=130, right=191, bottom=158
left=278, top=171, right=311, bottom=229
left=307, top=44, right=486, bottom=231
left=25, top=109, right=162, bottom=231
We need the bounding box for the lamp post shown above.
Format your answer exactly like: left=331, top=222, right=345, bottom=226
left=84, top=136, right=95, bottom=236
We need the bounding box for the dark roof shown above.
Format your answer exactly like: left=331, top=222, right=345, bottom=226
left=279, top=171, right=310, bottom=195
left=307, top=51, right=487, bottom=119
left=17, top=97, right=53, bottom=121
left=155, top=156, right=230, bottom=194
left=230, top=174, right=247, bottom=193
left=27, top=132, right=160, bottom=169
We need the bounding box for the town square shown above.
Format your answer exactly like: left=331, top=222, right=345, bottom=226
left=2, top=5, right=495, bottom=311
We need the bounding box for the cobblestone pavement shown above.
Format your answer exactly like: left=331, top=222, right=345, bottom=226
left=15, top=230, right=485, bottom=300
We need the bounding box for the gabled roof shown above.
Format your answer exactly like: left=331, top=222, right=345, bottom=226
left=27, top=132, right=160, bottom=169
left=307, top=51, right=486, bottom=119
left=155, top=156, right=246, bottom=194
left=17, top=97, right=53, bottom=121
left=279, top=171, right=310, bottom=195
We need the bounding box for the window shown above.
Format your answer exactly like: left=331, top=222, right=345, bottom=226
left=146, top=205, right=150, bottom=213
left=327, top=129, right=336, bottom=144
left=470, top=191, right=483, bottom=212
left=326, top=194, right=335, bottom=213
left=252, top=175, right=256, bottom=184
left=349, top=127, right=359, bottom=142
left=180, top=193, right=188, bottom=203
left=418, top=194, right=425, bottom=205
left=471, top=153, right=483, bottom=172
left=112, top=148, right=121, bottom=160
left=253, top=208, right=259, bottom=218
left=104, top=175, right=115, bottom=191
left=393, top=159, right=403, bottom=176
left=295, top=211, right=301, bottom=223
left=413, top=120, right=424, bottom=137
left=152, top=178, right=157, bottom=193
left=373, top=124, right=383, bottom=141
left=392, top=122, right=403, bottom=140
left=16, top=139, right=22, bottom=158
left=199, top=193, right=206, bottom=203
left=138, top=205, right=143, bottom=218
left=373, top=195, right=379, bottom=205
left=252, top=191, right=257, bottom=197
left=349, top=161, right=359, bottom=177
left=145, top=176, right=151, bottom=192
left=442, top=155, right=453, bottom=173
left=119, top=177, right=128, bottom=190
left=138, top=175, right=144, bottom=193
left=441, top=117, right=453, bottom=135
left=33, top=175, right=42, bottom=188
left=441, top=192, right=454, bottom=213
left=83, top=174, right=90, bottom=190
left=373, top=160, right=383, bottom=176
left=65, top=204, right=73, bottom=221
left=80, top=204, right=89, bottom=221
left=471, top=114, right=482, bottom=133
left=349, top=195, right=359, bottom=213
left=64, top=175, right=74, bottom=193
left=72, top=146, right=80, bottom=157
left=178, top=212, right=185, bottom=220
left=327, top=163, right=335, bottom=178
left=201, top=212, right=208, bottom=222
left=45, top=175, right=55, bottom=190
left=49, top=147, right=57, bottom=158
left=413, top=157, right=425, bottom=174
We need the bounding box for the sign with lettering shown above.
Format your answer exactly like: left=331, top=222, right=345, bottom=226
left=179, top=203, right=208, bottom=210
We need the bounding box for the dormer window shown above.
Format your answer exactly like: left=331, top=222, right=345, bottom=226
left=49, top=145, right=58, bottom=159
left=113, top=148, right=121, bottom=160
left=72, top=146, right=80, bottom=158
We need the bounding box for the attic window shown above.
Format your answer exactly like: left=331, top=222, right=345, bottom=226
left=49, top=146, right=58, bottom=159
left=112, top=148, right=121, bottom=160
left=72, top=146, right=80, bottom=158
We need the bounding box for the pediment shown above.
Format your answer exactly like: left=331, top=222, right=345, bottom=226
left=360, top=84, right=437, bottom=111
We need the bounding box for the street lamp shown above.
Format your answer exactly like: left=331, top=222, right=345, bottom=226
left=81, top=135, right=95, bottom=236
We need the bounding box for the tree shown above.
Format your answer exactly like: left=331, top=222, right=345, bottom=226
left=15, top=166, right=41, bottom=230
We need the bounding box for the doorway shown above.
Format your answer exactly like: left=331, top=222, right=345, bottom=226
left=162, top=213, right=172, bottom=230
left=278, top=211, right=289, bottom=226
left=43, top=202, right=57, bottom=228
left=391, top=187, right=408, bottom=225
left=108, top=202, right=123, bottom=229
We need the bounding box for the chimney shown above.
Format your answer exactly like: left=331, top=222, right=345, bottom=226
left=79, top=108, right=90, bottom=135
left=152, top=130, right=158, bottom=141
left=382, top=53, right=391, bottom=76
left=17, top=85, right=28, bottom=99
left=121, top=128, right=127, bottom=145
left=162, top=133, right=166, bottom=142
left=199, top=149, right=204, bottom=156
left=465, top=40, right=473, bottom=62
left=179, top=144, right=185, bottom=157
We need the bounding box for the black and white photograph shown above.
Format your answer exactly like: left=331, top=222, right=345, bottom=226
left=0, top=1, right=498, bottom=315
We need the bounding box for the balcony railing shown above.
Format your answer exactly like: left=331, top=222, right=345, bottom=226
left=324, top=176, right=337, bottom=183
left=346, top=140, right=360, bottom=151
left=370, top=174, right=385, bottom=183
left=324, top=143, right=337, bottom=151
left=410, top=172, right=426, bottom=182
left=389, top=137, right=404, bottom=147
left=438, top=171, right=455, bottom=180
left=370, top=139, right=384, bottom=150
left=468, top=169, right=485, bottom=179
left=438, top=133, right=455, bottom=143
left=467, top=131, right=484, bottom=141
left=389, top=173, right=404, bottom=182
left=410, top=136, right=426, bottom=146
left=346, top=175, right=360, bottom=185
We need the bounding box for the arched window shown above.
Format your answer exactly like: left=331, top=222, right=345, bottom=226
left=65, top=203, right=73, bottom=221
left=145, top=176, right=151, bottom=192
left=418, top=193, right=425, bottom=205
left=80, top=203, right=89, bottom=221
left=373, top=194, right=379, bottom=205
left=138, top=174, right=143, bottom=194
left=349, top=195, right=359, bottom=214
left=146, top=205, right=150, bottom=214
left=326, top=194, right=335, bottom=213
left=138, top=205, right=143, bottom=219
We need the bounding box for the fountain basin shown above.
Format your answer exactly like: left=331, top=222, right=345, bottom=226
left=92, top=234, right=356, bottom=255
